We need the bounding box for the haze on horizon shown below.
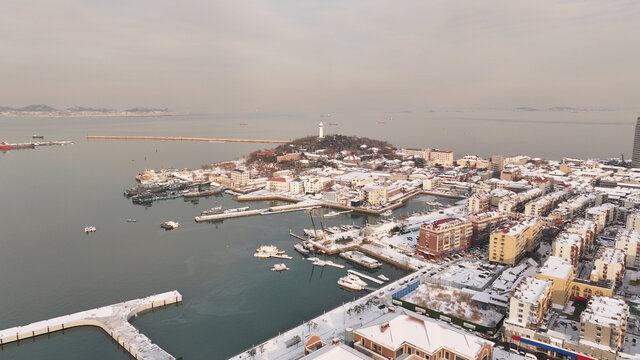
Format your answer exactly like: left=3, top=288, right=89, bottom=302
left=1, top=0, right=638, bottom=115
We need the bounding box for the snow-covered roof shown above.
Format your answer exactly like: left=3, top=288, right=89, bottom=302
left=512, top=276, right=551, bottom=304
left=538, top=256, right=574, bottom=280
left=596, top=247, right=625, bottom=265
left=581, top=296, right=629, bottom=328
left=615, top=229, right=640, bottom=244
left=354, top=309, right=492, bottom=357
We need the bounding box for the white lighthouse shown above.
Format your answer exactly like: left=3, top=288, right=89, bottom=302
left=318, top=120, right=324, bottom=139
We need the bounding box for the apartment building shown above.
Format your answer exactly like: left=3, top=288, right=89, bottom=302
left=467, top=210, right=508, bottom=247
left=490, top=218, right=541, bottom=265
left=418, top=217, right=472, bottom=259
left=625, top=210, right=640, bottom=231
left=565, top=219, right=597, bottom=252
left=536, top=256, right=576, bottom=306
left=266, top=177, right=289, bottom=192
left=579, top=297, right=629, bottom=354
left=615, top=229, right=640, bottom=269
left=585, top=203, right=618, bottom=233
left=504, top=277, right=553, bottom=334
left=552, top=232, right=584, bottom=265
left=594, top=248, right=626, bottom=285
left=467, top=191, right=490, bottom=213
left=230, top=168, right=250, bottom=186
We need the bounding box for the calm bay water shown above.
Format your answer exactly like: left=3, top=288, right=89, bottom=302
left=0, top=110, right=632, bottom=359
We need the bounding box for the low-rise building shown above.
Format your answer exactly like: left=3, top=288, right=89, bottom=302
left=428, top=149, right=454, bottom=166
left=289, top=178, right=303, bottom=194
left=266, top=177, right=289, bottom=192
left=418, top=217, right=472, bottom=259
left=524, top=191, right=566, bottom=217
left=490, top=217, right=542, bottom=265
left=422, top=176, right=442, bottom=191
left=353, top=309, right=494, bottom=360
left=230, top=168, right=250, bottom=186
left=456, top=155, right=489, bottom=169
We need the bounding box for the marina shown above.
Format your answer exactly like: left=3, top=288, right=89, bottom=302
left=0, top=291, right=182, bottom=360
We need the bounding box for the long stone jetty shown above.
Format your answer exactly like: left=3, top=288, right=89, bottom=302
left=86, top=135, right=289, bottom=144
left=0, top=291, right=182, bottom=360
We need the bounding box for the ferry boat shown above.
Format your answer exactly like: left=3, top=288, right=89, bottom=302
left=377, top=274, right=390, bottom=281
left=160, top=221, right=180, bottom=230
left=337, top=276, right=365, bottom=291
left=339, top=251, right=382, bottom=269
left=0, top=142, right=35, bottom=151
left=84, top=226, right=97, bottom=233
left=271, top=263, right=289, bottom=271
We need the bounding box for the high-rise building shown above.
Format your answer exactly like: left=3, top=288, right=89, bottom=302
left=633, top=116, right=640, bottom=167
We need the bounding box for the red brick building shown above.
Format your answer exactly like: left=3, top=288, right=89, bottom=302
left=418, top=217, right=472, bottom=259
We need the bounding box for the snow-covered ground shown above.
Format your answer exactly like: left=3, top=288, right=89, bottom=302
left=429, top=259, right=503, bottom=290
left=401, top=283, right=504, bottom=327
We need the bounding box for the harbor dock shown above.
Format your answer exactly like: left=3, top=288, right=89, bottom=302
left=347, top=269, right=384, bottom=285
left=195, top=208, right=266, bottom=222
left=86, top=135, right=289, bottom=144
left=0, top=291, right=182, bottom=360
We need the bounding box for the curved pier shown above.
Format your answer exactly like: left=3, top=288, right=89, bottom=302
left=0, top=291, right=182, bottom=360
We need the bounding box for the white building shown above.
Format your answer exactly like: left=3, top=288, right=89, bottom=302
left=585, top=203, right=617, bottom=233
left=505, top=277, right=553, bottom=333
left=625, top=210, right=640, bottom=231
left=552, top=231, right=584, bottom=265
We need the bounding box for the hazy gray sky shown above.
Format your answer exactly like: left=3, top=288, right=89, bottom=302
left=1, top=1, right=638, bottom=113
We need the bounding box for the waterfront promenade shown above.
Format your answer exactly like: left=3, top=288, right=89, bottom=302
left=86, top=135, right=289, bottom=144
left=0, top=291, right=182, bottom=360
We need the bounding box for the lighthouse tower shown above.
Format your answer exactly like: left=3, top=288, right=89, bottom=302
left=318, top=120, right=324, bottom=139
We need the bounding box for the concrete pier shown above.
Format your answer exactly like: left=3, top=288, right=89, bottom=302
left=0, top=291, right=182, bottom=360
left=86, top=135, right=289, bottom=144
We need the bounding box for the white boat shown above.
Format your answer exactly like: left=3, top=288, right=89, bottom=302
left=377, top=274, right=390, bottom=281
left=254, top=245, right=288, bottom=259
left=380, top=210, right=393, bottom=217
left=347, top=274, right=368, bottom=287
left=271, top=263, right=289, bottom=271
left=311, top=259, right=326, bottom=267
left=337, top=276, right=365, bottom=290
left=324, top=260, right=345, bottom=269
left=161, top=221, right=180, bottom=230
left=126, top=219, right=137, bottom=222
left=84, top=226, right=96, bottom=233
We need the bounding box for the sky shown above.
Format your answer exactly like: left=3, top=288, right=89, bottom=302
left=0, top=0, right=638, bottom=113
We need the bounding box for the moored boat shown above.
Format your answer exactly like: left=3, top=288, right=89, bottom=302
left=160, top=221, right=180, bottom=230
left=271, top=263, right=289, bottom=271
left=0, top=142, right=35, bottom=151
left=377, top=274, right=390, bottom=281
left=84, top=226, right=97, bottom=233
left=337, top=276, right=365, bottom=290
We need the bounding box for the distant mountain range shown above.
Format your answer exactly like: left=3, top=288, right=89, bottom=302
left=0, top=104, right=176, bottom=117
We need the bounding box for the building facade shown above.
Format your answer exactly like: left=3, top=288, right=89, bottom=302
left=418, top=217, right=472, bottom=259
left=490, top=218, right=541, bottom=265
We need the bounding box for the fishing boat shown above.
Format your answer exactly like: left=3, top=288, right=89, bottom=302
left=271, top=263, right=289, bottom=271
left=160, top=221, right=180, bottom=230
left=377, top=274, right=390, bottom=281
left=0, top=142, right=35, bottom=151
left=84, top=226, right=97, bottom=233
left=337, top=276, right=365, bottom=291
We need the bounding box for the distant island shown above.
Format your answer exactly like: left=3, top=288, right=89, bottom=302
left=0, top=104, right=177, bottom=117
